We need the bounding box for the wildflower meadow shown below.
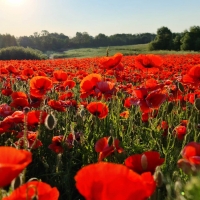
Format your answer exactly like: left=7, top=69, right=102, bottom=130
left=1, top=53, right=200, bottom=199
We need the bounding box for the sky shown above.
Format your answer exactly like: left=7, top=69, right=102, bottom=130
left=0, top=0, right=200, bottom=38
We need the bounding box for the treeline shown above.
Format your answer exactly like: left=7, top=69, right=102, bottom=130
left=1, top=25, right=200, bottom=52
left=149, top=26, right=200, bottom=51
left=0, top=31, right=155, bottom=52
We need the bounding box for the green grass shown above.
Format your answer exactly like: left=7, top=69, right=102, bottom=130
left=51, top=44, right=200, bottom=59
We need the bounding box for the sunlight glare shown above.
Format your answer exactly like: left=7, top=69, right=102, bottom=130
left=6, top=0, right=25, bottom=6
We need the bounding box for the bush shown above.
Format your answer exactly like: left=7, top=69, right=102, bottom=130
left=0, top=46, right=48, bottom=60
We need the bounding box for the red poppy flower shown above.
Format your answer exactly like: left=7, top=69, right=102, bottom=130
left=158, top=121, right=169, bottom=136
left=130, top=89, right=166, bottom=115
left=0, top=103, right=14, bottom=117
left=95, top=137, right=124, bottom=161
left=144, top=78, right=164, bottom=92
left=87, top=102, right=109, bottom=119
left=178, top=142, right=200, bottom=174
left=21, top=68, right=34, bottom=78
left=75, top=162, right=156, bottom=200
left=0, top=146, right=32, bottom=187
left=184, top=93, right=196, bottom=104
left=37, top=70, right=47, bottom=76
left=3, top=111, right=24, bottom=125
left=174, top=125, right=187, bottom=140
left=99, top=53, right=123, bottom=69
left=135, top=54, right=163, bottom=72
left=3, top=181, right=59, bottom=200
left=15, top=131, right=42, bottom=149
left=0, top=68, right=9, bottom=74
left=145, top=90, right=167, bottom=109
left=58, top=92, right=74, bottom=100
left=58, top=99, right=77, bottom=108
left=48, top=100, right=66, bottom=112
left=30, top=76, right=53, bottom=98
left=10, top=97, right=29, bottom=108
left=62, top=80, right=76, bottom=89
left=133, top=88, right=148, bottom=99
left=125, top=151, right=165, bottom=174
left=26, top=110, right=47, bottom=126
left=6, top=65, right=19, bottom=75
left=53, top=70, right=68, bottom=82
left=2, top=88, right=13, bottom=96
left=11, top=91, right=27, bottom=100
left=0, top=120, right=11, bottom=134
left=182, top=65, right=200, bottom=85
left=48, top=135, right=64, bottom=153
left=120, top=110, right=129, bottom=118
left=181, top=142, right=200, bottom=163
left=80, top=73, right=102, bottom=98
left=124, top=97, right=140, bottom=108
left=94, top=81, right=117, bottom=98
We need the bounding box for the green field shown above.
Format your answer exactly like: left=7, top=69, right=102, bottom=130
left=51, top=43, right=200, bottom=59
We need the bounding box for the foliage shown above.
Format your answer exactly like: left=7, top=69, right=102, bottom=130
left=17, top=30, right=155, bottom=52
left=1, top=53, right=200, bottom=199
left=180, top=26, right=200, bottom=51
left=148, top=27, right=173, bottom=50
left=0, top=46, right=48, bottom=60
left=0, top=34, right=18, bottom=48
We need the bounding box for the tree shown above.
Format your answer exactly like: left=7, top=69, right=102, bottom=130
left=148, top=26, right=173, bottom=50
left=0, top=34, right=18, bottom=48
left=180, top=32, right=193, bottom=50
left=180, top=26, right=200, bottom=51
left=172, top=34, right=182, bottom=50
left=94, top=33, right=109, bottom=47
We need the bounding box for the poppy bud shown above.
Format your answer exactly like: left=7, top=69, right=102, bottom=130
left=153, top=166, right=164, bottom=188
left=56, top=153, right=63, bottom=172
left=141, top=154, right=148, bottom=170
left=45, top=113, right=57, bottom=130
left=174, top=179, right=182, bottom=196
left=79, top=106, right=85, bottom=118
left=175, top=125, right=187, bottom=140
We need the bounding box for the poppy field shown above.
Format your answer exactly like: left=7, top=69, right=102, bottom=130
left=1, top=53, right=200, bottom=199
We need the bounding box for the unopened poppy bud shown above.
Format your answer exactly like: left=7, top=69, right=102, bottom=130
left=153, top=166, right=164, bottom=187
left=45, top=113, right=57, bottom=130
left=174, top=179, right=182, bottom=196
left=79, top=108, right=85, bottom=118
left=141, top=154, right=148, bottom=170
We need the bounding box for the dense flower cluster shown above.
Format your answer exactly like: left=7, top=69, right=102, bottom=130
left=1, top=53, right=200, bottom=199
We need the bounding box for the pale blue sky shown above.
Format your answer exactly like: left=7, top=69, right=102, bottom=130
left=0, top=0, right=199, bottom=37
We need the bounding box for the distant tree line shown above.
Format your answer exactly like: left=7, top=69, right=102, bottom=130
left=149, top=26, right=200, bottom=51
left=0, top=31, right=155, bottom=52
left=1, top=25, right=200, bottom=52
